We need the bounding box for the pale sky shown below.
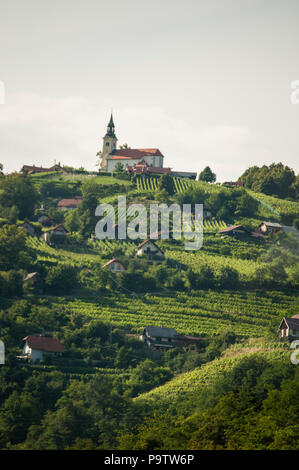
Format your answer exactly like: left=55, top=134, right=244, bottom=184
left=0, top=0, right=298, bottom=181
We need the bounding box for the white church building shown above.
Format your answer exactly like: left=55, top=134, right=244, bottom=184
left=99, top=115, right=165, bottom=172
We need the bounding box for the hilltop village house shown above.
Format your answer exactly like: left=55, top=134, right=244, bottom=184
left=218, top=225, right=249, bottom=237
left=102, top=258, right=126, bottom=272
left=126, top=160, right=172, bottom=176
left=43, top=224, right=68, bottom=244
left=21, top=163, right=68, bottom=174
left=140, top=326, right=202, bottom=351
left=278, top=315, right=299, bottom=340
left=57, top=196, right=83, bottom=210
left=219, top=225, right=265, bottom=240
left=137, top=239, right=165, bottom=261
left=19, top=335, right=64, bottom=363
left=37, top=215, right=56, bottom=227
left=258, top=222, right=282, bottom=235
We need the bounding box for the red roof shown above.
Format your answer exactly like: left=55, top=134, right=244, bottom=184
left=24, top=335, right=64, bottom=353
left=58, top=197, right=82, bottom=208
left=110, top=148, right=164, bottom=160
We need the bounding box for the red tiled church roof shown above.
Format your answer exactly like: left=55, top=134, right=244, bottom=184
left=110, top=148, right=164, bottom=160
left=24, top=335, right=64, bottom=353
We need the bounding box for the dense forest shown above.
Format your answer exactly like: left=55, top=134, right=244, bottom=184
left=0, top=164, right=298, bottom=450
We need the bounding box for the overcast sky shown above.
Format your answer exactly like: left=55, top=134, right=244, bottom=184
left=0, top=0, right=298, bottom=181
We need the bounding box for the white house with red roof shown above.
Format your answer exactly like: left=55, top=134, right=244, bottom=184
left=99, top=115, right=165, bottom=172
left=21, top=334, right=64, bottom=363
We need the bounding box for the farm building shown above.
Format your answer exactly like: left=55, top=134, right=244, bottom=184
left=21, top=163, right=67, bottom=174
left=218, top=225, right=249, bottom=237
left=258, top=222, right=282, bottom=235
left=38, top=216, right=56, bottom=227
left=137, top=239, right=165, bottom=260
left=43, top=224, right=68, bottom=244
left=19, top=335, right=64, bottom=363
left=278, top=315, right=299, bottom=340
left=140, top=326, right=202, bottom=351
left=102, top=258, right=126, bottom=272
left=126, top=160, right=171, bottom=176
left=57, top=196, right=83, bottom=210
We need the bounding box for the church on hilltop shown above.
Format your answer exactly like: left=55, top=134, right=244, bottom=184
left=99, top=114, right=166, bottom=173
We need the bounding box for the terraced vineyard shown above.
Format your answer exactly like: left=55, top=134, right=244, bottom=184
left=26, top=237, right=105, bottom=268
left=49, top=289, right=298, bottom=338
left=248, top=189, right=299, bottom=218
left=135, top=338, right=289, bottom=408
left=136, top=176, right=192, bottom=193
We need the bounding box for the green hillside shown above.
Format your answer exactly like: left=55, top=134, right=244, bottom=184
left=0, top=169, right=298, bottom=450
left=135, top=337, right=289, bottom=409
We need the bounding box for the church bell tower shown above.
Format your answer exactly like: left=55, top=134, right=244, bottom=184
left=100, top=114, right=117, bottom=170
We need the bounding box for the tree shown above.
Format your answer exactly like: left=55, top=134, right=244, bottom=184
left=158, top=174, right=175, bottom=195
left=238, top=163, right=296, bottom=199
left=114, top=162, right=125, bottom=175
left=198, top=166, right=216, bottom=183
left=0, top=173, right=38, bottom=219
left=0, top=224, right=33, bottom=271
left=45, top=265, right=78, bottom=295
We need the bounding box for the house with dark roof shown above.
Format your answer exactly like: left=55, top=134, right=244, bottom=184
left=278, top=315, right=299, bottom=341
left=102, top=258, right=126, bottom=272
left=42, top=224, right=68, bottom=244
left=19, top=222, right=36, bottom=237
left=258, top=221, right=282, bottom=235
left=140, top=326, right=202, bottom=351
left=20, top=335, right=64, bottom=363
left=218, top=225, right=250, bottom=237
left=99, top=115, right=165, bottom=172
left=136, top=239, right=165, bottom=261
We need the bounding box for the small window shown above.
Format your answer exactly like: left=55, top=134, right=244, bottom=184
left=106, top=142, right=109, bottom=147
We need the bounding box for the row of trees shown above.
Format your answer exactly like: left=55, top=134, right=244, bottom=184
left=239, top=163, right=298, bottom=200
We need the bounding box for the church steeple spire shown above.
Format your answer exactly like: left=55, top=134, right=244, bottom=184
left=105, top=113, right=116, bottom=138
left=100, top=113, right=118, bottom=170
